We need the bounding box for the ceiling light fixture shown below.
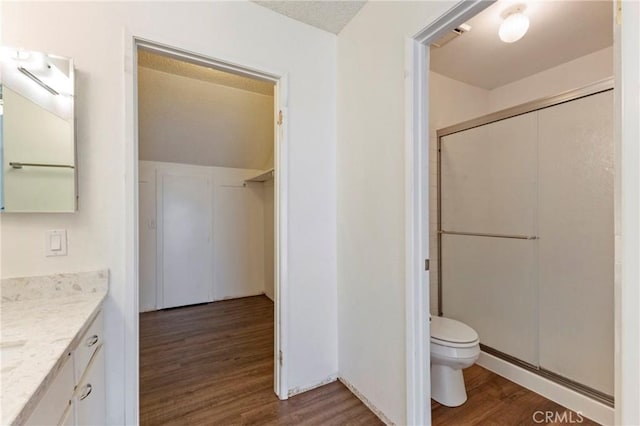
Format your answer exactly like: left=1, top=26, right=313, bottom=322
left=499, top=8, right=529, bottom=43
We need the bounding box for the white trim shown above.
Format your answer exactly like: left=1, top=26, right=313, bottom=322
left=274, top=101, right=289, bottom=399
left=617, top=1, right=640, bottom=424
left=477, top=352, right=614, bottom=425
left=403, top=36, right=429, bottom=426
left=405, top=2, right=494, bottom=424
left=123, top=28, right=139, bottom=426
left=288, top=374, right=337, bottom=398
left=123, top=37, right=291, bottom=423
left=339, top=377, right=395, bottom=426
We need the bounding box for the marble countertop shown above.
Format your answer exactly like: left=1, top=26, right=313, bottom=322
left=0, top=270, right=108, bottom=426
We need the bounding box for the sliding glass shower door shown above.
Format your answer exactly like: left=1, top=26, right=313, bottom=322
left=438, top=87, right=614, bottom=400
left=439, top=112, right=539, bottom=366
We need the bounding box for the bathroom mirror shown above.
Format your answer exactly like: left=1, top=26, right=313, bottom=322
left=0, top=48, right=76, bottom=212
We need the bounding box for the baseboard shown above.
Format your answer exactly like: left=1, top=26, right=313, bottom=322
left=338, top=377, right=395, bottom=426
left=288, top=374, right=337, bottom=397
left=216, top=291, right=266, bottom=301
left=476, top=352, right=614, bottom=425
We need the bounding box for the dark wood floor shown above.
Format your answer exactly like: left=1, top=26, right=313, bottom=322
left=140, top=295, right=381, bottom=425
left=141, top=295, right=599, bottom=425
left=432, top=365, right=600, bottom=425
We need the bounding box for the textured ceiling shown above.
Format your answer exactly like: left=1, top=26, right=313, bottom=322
left=253, top=0, right=366, bottom=34
left=137, top=49, right=274, bottom=96
left=430, top=0, right=613, bottom=89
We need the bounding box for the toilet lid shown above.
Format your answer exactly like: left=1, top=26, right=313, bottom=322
left=430, top=316, right=478, bottom=344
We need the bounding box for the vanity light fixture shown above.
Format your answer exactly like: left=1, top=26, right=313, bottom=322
left=11, top=51, right=73, bottom=96
left=499, top=7, right=530, bottom=43
left=17, top=66, right=59, bottom=95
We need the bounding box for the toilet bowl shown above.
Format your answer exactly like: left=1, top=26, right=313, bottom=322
left=430, top=316, right=480, bottom=407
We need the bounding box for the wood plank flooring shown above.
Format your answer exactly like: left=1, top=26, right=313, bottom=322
left=141, top=295, right=600, bottom=425
left=432, top=365, right=600, bottom=425
left=140, top=296, right=381, bottom=425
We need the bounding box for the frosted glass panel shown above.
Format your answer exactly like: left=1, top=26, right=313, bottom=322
left=442, top=234, right=537, bottom=366
left=441, top=112, right=537, bottom=235
left=538, top=91, right=614, bottom=395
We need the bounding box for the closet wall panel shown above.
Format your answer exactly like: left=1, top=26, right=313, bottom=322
left=138, top=161, right=271, bottom=311
left=213, top=184, right=265, bottom=300
left=441, top=112, right=537, bottom=236
left=537, top=91, right=614, bottom=395
left=160, top=172, right=212, bottom=309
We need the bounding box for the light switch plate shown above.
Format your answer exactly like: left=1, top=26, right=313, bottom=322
left=45, top=229, right=67, bottom=257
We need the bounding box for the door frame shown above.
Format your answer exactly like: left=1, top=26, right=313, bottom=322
left=404, top=3, right=494, bottom=423
left=124, top=36, right=290, bottom=423
left=405, top=0, right=640, bottom=424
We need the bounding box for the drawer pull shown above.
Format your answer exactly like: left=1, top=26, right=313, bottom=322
left=86, top=335, right=99, bottom=347
left=79, top=384, right=92, bottom=401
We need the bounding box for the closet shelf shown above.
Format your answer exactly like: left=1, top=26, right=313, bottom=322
left=245, top=168, right=274, bottom=183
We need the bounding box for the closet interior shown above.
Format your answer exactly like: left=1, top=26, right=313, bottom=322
left=137, top=49, right=276, bottom=312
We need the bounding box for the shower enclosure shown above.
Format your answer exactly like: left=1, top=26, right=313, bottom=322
left=436, top=79, right=614, bottom=405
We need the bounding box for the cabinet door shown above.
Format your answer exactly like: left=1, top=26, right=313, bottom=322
left=538, top=90, right=614, bottom=395
left=74, top=311, right=103, bottom=385
left=75, top=346, right=105, bottom=426
left=59, top=402, right=74, bottom=426
left=25, top=353, right=74, bottom=426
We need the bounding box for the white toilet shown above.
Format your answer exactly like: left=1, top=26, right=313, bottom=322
left=430, top=315, right=480, bottom=407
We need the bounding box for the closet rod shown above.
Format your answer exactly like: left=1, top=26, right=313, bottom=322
left=439, top=230, right=538, bottom=240
left=9, top=162, right=75, bottom=169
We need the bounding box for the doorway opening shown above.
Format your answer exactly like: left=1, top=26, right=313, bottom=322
left=407, top=1, right=624, bottom=425
left=132, top=40, right=288, bottom=422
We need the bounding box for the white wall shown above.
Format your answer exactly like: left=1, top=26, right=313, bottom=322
left=488, top=47, right=613, bottom=112
left=1, top=2, right=337, bottom=423
left=337, top=2, right=457, bottom=424
left=138, top=66, right=274, bottom=170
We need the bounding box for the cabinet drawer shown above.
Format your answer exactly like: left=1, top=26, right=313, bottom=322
left=74, top=311, right=103, bottom=384
left=74, top=345, right=105, bottom=426
left=25, top=353, right=74, bottom=426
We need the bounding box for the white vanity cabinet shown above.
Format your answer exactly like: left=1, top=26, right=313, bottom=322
left=24, top=354, right=74, bottom=426
left=74, top=346, right=105, bottom=425
left=25, top=310, right=105, bottom=426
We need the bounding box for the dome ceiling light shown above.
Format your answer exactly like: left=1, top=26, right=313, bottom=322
left=499, top=6, right=530, bottom=43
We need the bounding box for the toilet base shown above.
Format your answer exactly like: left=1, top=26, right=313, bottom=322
left=431, top=364, right=467, bottom=407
